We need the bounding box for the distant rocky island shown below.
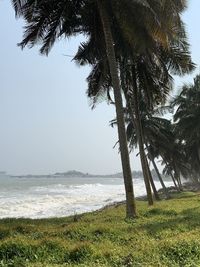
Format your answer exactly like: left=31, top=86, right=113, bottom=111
left=53, top=170, right=141, bottom=178
left=11, top=169, right=165, bottom=180
left=54, top=170, right=124, bottom=178
left=12, top=170, right=124, bottom=179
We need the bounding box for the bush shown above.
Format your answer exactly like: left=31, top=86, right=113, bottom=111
left=0, top=229, right=10, bottom=240
left=0, top=242, right=31, bottom=261
left=68, top=243, right=93, bottom=263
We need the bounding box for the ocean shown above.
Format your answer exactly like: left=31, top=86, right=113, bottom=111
left=0, top=175, right=173, bottom=219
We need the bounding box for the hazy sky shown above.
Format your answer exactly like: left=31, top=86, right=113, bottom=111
left=1, top=1, right=200, bottom=175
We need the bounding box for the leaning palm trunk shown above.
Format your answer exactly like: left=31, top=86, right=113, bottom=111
left=129, top=103, right=158, bottom=200
left=127, top=98, right=154, bottom=204
left=163, top=158, right=180, bottom=191
left=151, top=157, right=170, bottom=199
left=175, top=169, right=183, bottom=191
left=98, top=0, right=136, bottom=218
left=177, top=177, right=183, bottom=191
left=130, top=73, right=153, bottom=205
left=146, top=159, right=160, bottom=200
left=146, top=147, right=170, bottom=198
left=135, top=117, right=153, bottom=205
left=170, top=172, right=180, bottom=191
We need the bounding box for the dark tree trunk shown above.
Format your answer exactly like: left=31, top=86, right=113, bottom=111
left=151, top=157, right=170, bottom=199
left=175, top=168, right=183, bottom=191
left=170, top=172, right=180, bottom=191
left=163, top=158, right=180, bottom=191
left=130, top=73, right=153, bottom=205
left=126, top=98, right=153, bottom=205
left=146, top=147, right=170, bottom=198
left=98, top=0, right=136, bottom=218
left=146, top=159, right=160, bottom=200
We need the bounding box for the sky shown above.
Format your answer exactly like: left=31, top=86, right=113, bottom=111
left=0, top=1, right=200, bottom=175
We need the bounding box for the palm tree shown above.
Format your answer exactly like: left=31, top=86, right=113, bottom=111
left=12, top=0, right=194, bottom=216
left=14, top=0, right=175, bottom=217
left=148, top=118, right=190, bottom=191
left=147, top=145, right=170, bottom=198
left=97, top=1, right=138, bottom=217
left=77, top=0, right=194, bottom=204
left=172, top=74, right=200, bottom=182
left=115, top=0, right=194, bottom=202
left=12, top=0, right=139, bottom=218
left=118, top=28, right=194, bottom=202
left=126, top=107, right=172, bottom=198
left=80, top=14, right=194, bottom=205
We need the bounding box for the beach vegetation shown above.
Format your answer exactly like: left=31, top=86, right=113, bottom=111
left=1, top=192, right=200, bottom=266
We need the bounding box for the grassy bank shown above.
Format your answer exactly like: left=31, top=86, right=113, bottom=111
left=1, top=191, right=200, bottom=267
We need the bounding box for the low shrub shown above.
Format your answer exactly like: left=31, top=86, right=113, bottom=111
left=0, top=229, right=10, bottom=240
left=0, top=242, right=37, bottom=262
left=67, top=243, right=93, bottom=263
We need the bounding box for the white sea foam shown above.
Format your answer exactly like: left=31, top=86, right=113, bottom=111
left=0, top=177, right=173, bottom=219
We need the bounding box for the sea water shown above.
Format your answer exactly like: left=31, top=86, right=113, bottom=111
left=0, top=175, right=173, bottom=219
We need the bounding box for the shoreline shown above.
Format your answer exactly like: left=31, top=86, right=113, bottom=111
left=96, top=181, right=200, bottom=214
left=0, top=182, right=199, bottom=220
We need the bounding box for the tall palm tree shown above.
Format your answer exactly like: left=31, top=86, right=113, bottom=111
left=96, top=1, right=137, bottom=217
left=12, top=0, right=139, bottom=218
left=76, top=0, right=194, bottom=204
left=12, top=0, right=194, bottom=216
left=13, top=0, right=175, bottom=217
left=126, top=108, right=172, bottom=198
left=147, top=145, right=170, bottom=198
left=114, top=31, right=194, bottom=202
left=119, top=1, right=194, bottom=200
left=172, top=74, right=200, bottom=182
left=78, top=14, right=194, bottom=205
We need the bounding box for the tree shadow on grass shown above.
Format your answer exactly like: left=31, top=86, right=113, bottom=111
left=140, top=206, right=200, bottom=237
left=167, top=191, right=198, bottom=200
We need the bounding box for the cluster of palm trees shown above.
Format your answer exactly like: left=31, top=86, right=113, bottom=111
left=171, top=75, right=200, bottom=183
left=12, top=0, right=197, bottom=218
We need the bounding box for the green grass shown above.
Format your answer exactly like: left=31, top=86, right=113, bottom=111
left=1, top=191, right=200, bottom=266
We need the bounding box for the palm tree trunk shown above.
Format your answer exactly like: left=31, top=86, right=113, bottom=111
left=175, top=171, right=183, bottom=191
left=177, top=177, right=183, bottom=190
left=126, top=98, right=153, bottom=205
left=130, top=70, right=153, bottom=205
left=138, top=141, right=153, bottom=205
left=146, top=159, right=160, bottom=200
left=173, top=165, right=183, bottom=191
left=151, top=157, right=170, bottom=199
left=146, top=147, right=170, bottom=198
left=97, top=0, right=136, bottom=218
left=170, top=172, right=180, bottom=191
left=162, top=158, right=180, bottom=191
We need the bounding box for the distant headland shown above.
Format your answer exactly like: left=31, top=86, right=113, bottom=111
left=9, top=169, right=163, bottom=180
left=11, top=170, right=124, bottom=179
